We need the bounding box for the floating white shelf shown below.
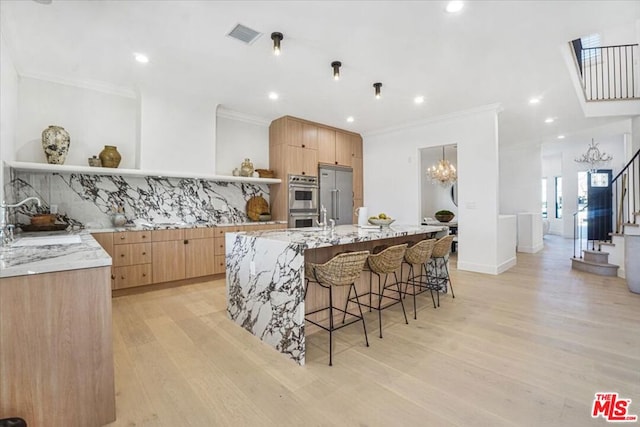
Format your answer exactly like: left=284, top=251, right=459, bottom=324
left=6, top=161, right=282, bottom=185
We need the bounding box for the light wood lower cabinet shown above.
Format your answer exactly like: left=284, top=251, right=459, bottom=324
left=0, top=266, right=116, bottom=427
left=93, top=224, right=286, bottom=291
left=114, top=264, right=153, bottom=290
left=152, top=239, right=186, bottom=283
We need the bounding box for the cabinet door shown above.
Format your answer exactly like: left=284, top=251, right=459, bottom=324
left=335, top=132, right=353, bottom=167
left=285, top=118, right=303, bottom=147
left=317, top=127, right=336, bottom=165
left=287, top=146, right=318, bottom=176
left=301, top=123, right=318, bottom=150
left=351, top=134, right=363, bottom=159
left=152, top=240, right=186, bottom=283
left=91, top=233, right=113, bottom=256
left=353, top=156, right=363, bottom=201
left=185, top=238, right=216, bottom=278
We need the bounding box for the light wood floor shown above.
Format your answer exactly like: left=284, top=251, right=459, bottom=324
left=108, top=236, right=640, bottom=427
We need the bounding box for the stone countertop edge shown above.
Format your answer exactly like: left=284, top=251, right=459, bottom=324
left=86, top=220, right=288, bottom=233
left=228, top=224, right=448, bottom=249
left=1, top=231, right=112, bottom=279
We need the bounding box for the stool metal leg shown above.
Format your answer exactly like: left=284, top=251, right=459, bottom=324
left=329, top=286, right=334, bottom=366
left=393, top=271, right=409, bottom=325
left=351, top=283, right=369, bottom=347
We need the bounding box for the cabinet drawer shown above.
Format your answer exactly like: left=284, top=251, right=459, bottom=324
left=214, top=255, right=226, bottom=274
left=114, top=231, right=151, bottom=244
left=113, top=264, right=152, bottom=290
left=151, top=229, right=185, bottom=242
left=113, top=243, right=152, bottom=267
left=184, top=227, right=214, bottom=239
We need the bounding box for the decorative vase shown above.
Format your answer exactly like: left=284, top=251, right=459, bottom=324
left=240, top=158, right=254, bottom=177
left=41, top=125, right=70, bottom=164
left=99, top=145, right=122, bottom=168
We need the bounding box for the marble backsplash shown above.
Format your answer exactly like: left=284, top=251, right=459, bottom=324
left=6, top=170, right=270, bottom=228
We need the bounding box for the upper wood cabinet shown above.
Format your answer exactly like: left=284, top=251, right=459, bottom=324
left=318, top=130, right=362, bottom=168
left=301, top=123, right=319, bottom=150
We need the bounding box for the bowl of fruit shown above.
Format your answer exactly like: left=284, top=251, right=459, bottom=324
left=368, top=213, right=395, bottom=227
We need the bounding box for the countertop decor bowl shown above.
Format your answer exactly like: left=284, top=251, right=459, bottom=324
left=435, top=213, right=455, bottom=223
left=368, top=218, right=395, bottom=226
left=30, top=214, right=56, bottom=226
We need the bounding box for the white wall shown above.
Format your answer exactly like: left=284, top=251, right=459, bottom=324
left=15, top=77, right=138, bottom=168
left=364, top=104, right=503, bottom=274
left=215, top=109, right=269, bottom=175
left=499, top=143, right=542, bottom=214
left=420, top=145, right=458, bottom=219
left=139, top=92, right=217, bottom=174
left=0, top=32, right=18, bottom=203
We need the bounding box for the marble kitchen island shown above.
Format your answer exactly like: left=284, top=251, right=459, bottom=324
left=225, top=224, right=448, bottom=365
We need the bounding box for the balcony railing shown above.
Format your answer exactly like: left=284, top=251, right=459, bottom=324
left=573, top=43, right=639, bottom=101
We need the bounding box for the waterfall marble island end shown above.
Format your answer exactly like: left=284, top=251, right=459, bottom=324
left=225, top=224, right=448, bottom=365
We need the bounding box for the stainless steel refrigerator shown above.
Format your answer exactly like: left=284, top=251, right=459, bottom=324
left=319, top=165, right=353, bottom=225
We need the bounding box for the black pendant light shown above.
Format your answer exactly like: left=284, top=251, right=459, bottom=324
left=373, top=82, right=382, bottom=99
left=271, top=32, right=283, bottom=55
left=331, top=61, right=342, bottom=80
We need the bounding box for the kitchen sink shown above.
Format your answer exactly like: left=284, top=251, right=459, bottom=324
left=12, top=234, right=82, bottom=247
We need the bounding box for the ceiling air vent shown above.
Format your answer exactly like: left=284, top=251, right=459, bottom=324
left=227, top=24, right=262, bottom=45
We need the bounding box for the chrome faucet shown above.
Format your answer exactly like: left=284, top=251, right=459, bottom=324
left=1, top=196, right=42, bottom=246
left=316, top=205, right=327, bottom=230
left=329, top=218, right=336, bottom=232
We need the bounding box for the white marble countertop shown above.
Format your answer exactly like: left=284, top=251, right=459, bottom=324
left=86, top=220, right=287, bottom=233
left=233, top=224, right=447, bottom=250
left=1, top=231, right=112, bottom=278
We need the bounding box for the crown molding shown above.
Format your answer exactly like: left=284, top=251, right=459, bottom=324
left=216, top=107, right=270, bottom=126
left=363, top=103, right=503, bottom=138
left=19, top=71, right=137, bottom=99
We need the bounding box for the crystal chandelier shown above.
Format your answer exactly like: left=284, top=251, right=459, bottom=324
left=574, top=139, right=612, bottom=172
left=427, top=146, right=457, bottom=187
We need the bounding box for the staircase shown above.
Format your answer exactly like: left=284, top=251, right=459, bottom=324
left=571, top=149, right=640, bottom=281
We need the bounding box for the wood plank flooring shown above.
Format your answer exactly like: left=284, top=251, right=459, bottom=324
left=108, top=235, right=640, bottom=426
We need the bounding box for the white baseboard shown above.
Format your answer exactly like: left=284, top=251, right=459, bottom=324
left=457, top=257, right=517, bottom=275
left=517, top=243, right=543, bottom=253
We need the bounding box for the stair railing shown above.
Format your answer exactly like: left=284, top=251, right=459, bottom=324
left=572, top=205, right=588, bottom=259
left=612, top=148, right=640, bottom=236
left=571, top=43, right=639, bottom=101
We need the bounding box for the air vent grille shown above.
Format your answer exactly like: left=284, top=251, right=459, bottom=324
left=227, top=24, right=262, bottom=45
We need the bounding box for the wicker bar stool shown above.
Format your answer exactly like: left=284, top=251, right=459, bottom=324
left=346, top=244, right=409, bottom=338
left=399, top=238, right=437, bottom=318
left=428, top=235, right=456, bottom=307
left=304, top=250, right=370, bottom=366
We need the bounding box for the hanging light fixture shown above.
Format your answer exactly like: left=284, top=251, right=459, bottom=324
left=373, top=82, right=382, bottom=99
left=331, top=61, right=342, bottom=80
left=427, top=146, right=457, bottom=187
left=574, top=139, right=612, bottom=172
left=271, top=32, right=283, bottom=55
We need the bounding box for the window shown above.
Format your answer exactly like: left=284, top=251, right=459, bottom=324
left=542, top=178, right=548, bottom=218
left=555, top=176, right=563, bottom=219
left=580, top=33, right=601, bottom=62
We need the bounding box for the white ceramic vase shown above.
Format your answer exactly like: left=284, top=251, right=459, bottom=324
left=42, top=125, right=70, bottom=164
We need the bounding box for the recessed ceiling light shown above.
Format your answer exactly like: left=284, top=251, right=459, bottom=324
left=446, top=1, right=464, bottom=13
left=346, top=116, right=355, bottom=123
left=414, top=96, right=425, bottom=104
left=529, top=97, right=541, bottom=104
left=268, top=92, right=279, bottom=100
left=134, top=53, right=149, bottom=64
left=545, top=117, right=555, bottom=123
left=557, top=135, right=565, bottom=139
